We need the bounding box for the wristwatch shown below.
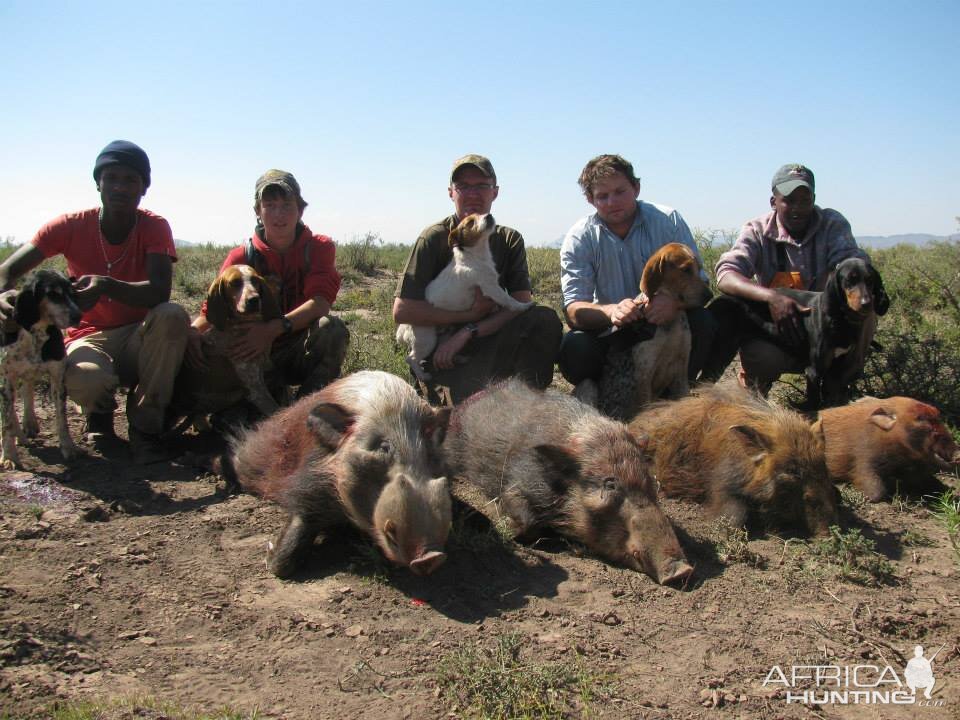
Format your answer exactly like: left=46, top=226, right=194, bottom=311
left=463, top=322, right=479, bottom=339
left=280, top=316, right=294, bottom=336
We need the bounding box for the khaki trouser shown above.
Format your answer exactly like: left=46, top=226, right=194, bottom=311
left=65, top=302, right=190, bottom=434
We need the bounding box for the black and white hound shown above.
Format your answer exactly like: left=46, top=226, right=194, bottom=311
left=1, top=270, right=82, bottom=469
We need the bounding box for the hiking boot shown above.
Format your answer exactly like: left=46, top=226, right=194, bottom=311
left=84, top=412, right=125, bottom=456
left=129, top=426, right=179, bottom=465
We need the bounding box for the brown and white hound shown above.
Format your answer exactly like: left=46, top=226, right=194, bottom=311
left=173, top=265, right=283, bottom=427
left=0, top=270, right=82, bottom=468
left=576, top=243, right=712, bottom=420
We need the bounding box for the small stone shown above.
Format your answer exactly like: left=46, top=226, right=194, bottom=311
left=137, top=636, right=157, bottom=646
left=344, top=624, right=363, bottom=638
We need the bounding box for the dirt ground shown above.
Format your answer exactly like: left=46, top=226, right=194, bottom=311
left=1, top=398, right=958, bottom=720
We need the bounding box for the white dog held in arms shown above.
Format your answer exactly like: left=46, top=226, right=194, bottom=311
left=396, top=213, right=533, bottom=382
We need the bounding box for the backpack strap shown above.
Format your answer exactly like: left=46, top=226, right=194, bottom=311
left=244, top=237, right=260, bottom=271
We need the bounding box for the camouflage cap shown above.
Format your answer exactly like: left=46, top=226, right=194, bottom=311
left=450, top=154, right=496, bottom=184
left=255, top=169, right=304, bottom=204
left=772, top=164, right=815, bottom=196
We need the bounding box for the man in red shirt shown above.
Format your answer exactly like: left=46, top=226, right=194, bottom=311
left=0, top=140, right=190, bottom=463
left=186, top=170, right=348, bottom=412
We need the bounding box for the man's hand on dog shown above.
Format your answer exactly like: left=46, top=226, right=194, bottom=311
left=73, top=275, right=112, bottom=311
left=768, top=293, right=810, bottom=347
left=0, top=289, right=16, bottom=325
left=609, top=297, right=644, bottom=327
left=469, top=288, right=497, bottom=321
left=231, top=321, right=283, bottom=362
left=433, top=329, right=470, bottom=370
left=608, top=293, right=679, bottom=327
left=639, top=293, right=681, bottom=325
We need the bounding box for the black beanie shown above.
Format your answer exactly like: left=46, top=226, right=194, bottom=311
left=93, top=140, right=151, bottom=189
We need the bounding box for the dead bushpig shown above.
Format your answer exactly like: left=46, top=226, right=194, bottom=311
left=631, top=383, right=838, bottom=536
left=445, top=379, right=692, bottom=585
left=225, top=370, right=452, bottom=578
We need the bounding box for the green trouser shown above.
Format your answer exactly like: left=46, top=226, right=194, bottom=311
left=416, top=305, right=563, bottom=407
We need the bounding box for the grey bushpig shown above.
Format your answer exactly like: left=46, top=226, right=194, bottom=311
left=445, top=379, right=692, bottom=585
left=225, top=370, right=452, bottom=578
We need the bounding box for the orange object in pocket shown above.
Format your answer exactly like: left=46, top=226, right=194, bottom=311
left=770, top=271, right=803, bottom=290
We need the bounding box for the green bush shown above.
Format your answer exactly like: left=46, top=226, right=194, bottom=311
left=859, top=240, right=960, bottom=425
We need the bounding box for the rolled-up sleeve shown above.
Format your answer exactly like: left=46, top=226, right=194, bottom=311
left=560, top=224, right=597, bottom=308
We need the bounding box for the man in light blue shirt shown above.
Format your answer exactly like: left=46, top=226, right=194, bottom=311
left=559, top=154, right=715, bottom=386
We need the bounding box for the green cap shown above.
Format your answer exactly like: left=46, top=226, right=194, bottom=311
left=255, top=169, right=304, bottom=204
left=450, top=154, right=496, bottom=184
left=772, top=164, right=815, bottom=196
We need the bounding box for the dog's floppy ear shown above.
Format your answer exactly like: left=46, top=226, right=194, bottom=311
left=13, top=277, right=39, bottom=329
left=869, top=264, right=890, bottom=316
left=256, top=273, right=282, bottom=322
left=640, top=251, right=665, bottom=297
left=41, top=325, right=66, bottom=361
left=824, top=264, right=844, bottom=308
left=447, top=225, right=461, bottom=250
left=204, top=273, right=231, bottom=331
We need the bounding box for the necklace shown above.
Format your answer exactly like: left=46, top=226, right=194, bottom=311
left=97, top=210, right=138, bottom=275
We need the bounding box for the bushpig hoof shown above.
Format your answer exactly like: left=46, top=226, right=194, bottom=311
left=657, top=560, right=694, bottom=586
left=409, top=550, right=447, bottom=576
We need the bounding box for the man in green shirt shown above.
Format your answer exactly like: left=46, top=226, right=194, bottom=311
left=393, top=154, right=562, bottom=405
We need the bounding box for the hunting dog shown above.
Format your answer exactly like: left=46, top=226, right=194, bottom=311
left=173, top=265, right=283, bottom=425
left=576, top=243, right=712, bottom=420
left=765, top=257, right=889, bottom=408
left=395, top=213, right=533, bottom=382
left=0, top=270, right=82, bottom=469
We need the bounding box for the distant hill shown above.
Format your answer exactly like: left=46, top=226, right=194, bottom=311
left=857, top=233, right=958, bottom=249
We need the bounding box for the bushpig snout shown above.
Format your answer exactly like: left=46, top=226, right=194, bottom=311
left=408, top=549, right=447, bottom=576
left=658, top=559, right=694, bottom=586
left=626, top=504, right=692, bottom=586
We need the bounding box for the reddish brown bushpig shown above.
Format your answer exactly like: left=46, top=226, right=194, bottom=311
left=815, top=396, right=960, bottom=501
left=226, top=370, right=453, bottom=578
left=445, top=379, right=693, bottom=585
left=630, top=384, right=838, bottom=536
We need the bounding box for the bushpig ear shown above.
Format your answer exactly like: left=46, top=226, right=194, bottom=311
left=867, top=407, right=897, bottom=431
left=205, top=275, right=231, bottom=331
left=382, top=518, right=398, bottom=545
left=257, top=274, right=283, bottom=323
left=730, top=424, right=773, bottom=465
left=306, top=402, right=355, bottom=450
left=533, top=444, right=580, bottom=494
left=423, top=406, right=452, bottom=447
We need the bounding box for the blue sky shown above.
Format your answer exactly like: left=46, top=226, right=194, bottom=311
left=2, top=1, right=957, bottom=247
